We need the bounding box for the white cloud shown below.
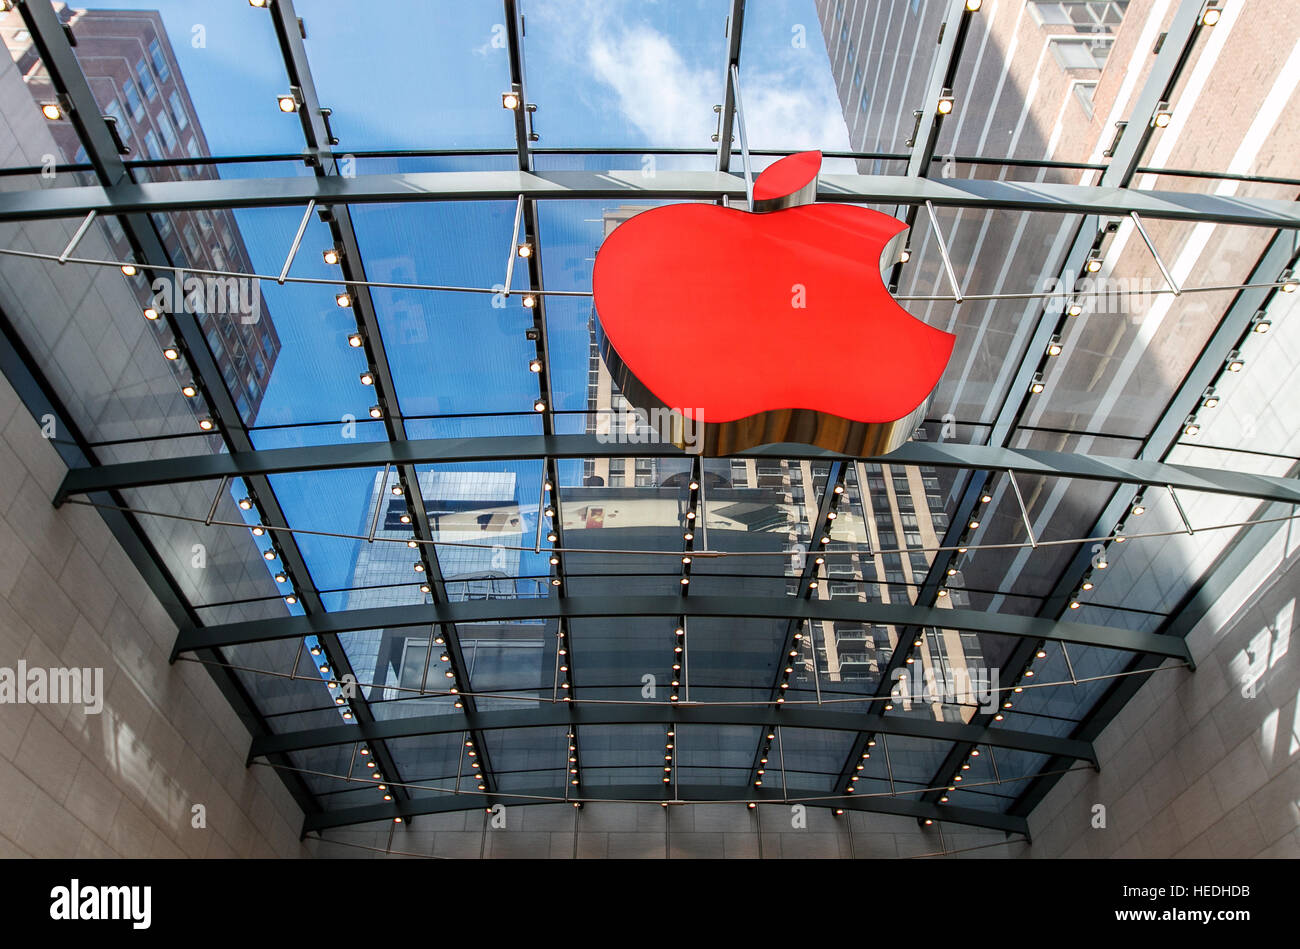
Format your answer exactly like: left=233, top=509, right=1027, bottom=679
left=531, top=0, right=851, bottom=155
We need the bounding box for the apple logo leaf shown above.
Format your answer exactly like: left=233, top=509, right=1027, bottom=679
left=753, top=150, right=822, bottom=212
left=592, top=150, right=956, bottom=457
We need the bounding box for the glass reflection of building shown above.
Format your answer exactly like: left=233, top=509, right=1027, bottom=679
left=587, top=207, right=982, bottom=720
left=1, top=4, right=280, bottom=419
left=348, top=468, right=544, bottom=713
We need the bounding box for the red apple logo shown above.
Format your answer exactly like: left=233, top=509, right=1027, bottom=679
left=592, top=150, right=955, bottom=456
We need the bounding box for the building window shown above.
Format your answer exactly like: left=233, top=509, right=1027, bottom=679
left=143, top=130, right=162, bottom=160
left=1072, top=79, right=1099, bottom=114
left=1049, top=36, right=1115, bottom=70
left=1030, top=1, right=1128, bottom=31
left=169, top=90, right=188, bottom=130
left=136, top=59, right=158, bottom=101
left=156, top=110, right=177, bottom=151
left=122, top=77, right=144, bottom=122
left=149, top=38, right=170, bottom=83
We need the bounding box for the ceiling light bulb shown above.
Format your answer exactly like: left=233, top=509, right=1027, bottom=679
left=162, top=347, right=180, bottom=360
left=936, top=95, right=955, bottom=115
left=1085, top=256, right=1103, bottom=272
left=263, top=549, right=276, bottom=561
left=120, top=264, right=137, bottom=276
left=1067, top=302, right=1083, bottom=317
left=347, top=333, right=364, bottom=348
left=965, top=0, right=982, bottom=10
left=502, top=91, right=520, bottom=110
left=1152, top=108, right=1173, bottom=128
left=41, top=102, right=62, bottom=121
left=534, top=399, right=546, bottom=412
left=277, top=94, right=298, bottom=113
left=322, top=248, right=340, bottom=265
left=197, top=417, right=214, bottom=431
left=368, top=404, right=383, bottom=419
left=359, top=371, right=374, bottom=386
left=522, top=294, right=536, bottom=308
left=181, top=383, right=198, bottom=398
left=516, top=243, right=533, bottom=258
left=335, top=292, right=351, bottom=308
left=1200, top=4, right=1220, bottom=25
left=899, top=248, right=911, bottom=263
left=238, top=497, right=253, bottom=510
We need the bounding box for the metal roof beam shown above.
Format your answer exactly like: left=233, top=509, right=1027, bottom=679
left=2, top=171, right=1298, bottom=228
left=58, top=435, right=1300, bottom=508
left=174, top=593, right=1193, bottom=661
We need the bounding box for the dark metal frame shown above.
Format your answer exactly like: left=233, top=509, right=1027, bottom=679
left=6, top=0, right=1293, bottom=840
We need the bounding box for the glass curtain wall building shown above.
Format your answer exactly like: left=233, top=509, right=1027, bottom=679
left=0, top=0, right=1295, bottom=859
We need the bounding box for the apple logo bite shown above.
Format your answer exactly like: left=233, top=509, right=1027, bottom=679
left=591, top=150, right=955, bottom=457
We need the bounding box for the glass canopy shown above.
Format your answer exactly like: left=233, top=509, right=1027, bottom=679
left=0, top=0, right=1296, bottom=840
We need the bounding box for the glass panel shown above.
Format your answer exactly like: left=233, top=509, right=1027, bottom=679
left=61, top=2, right=304, bottom=156
left=736, top=0, right=854, bottom=155
left=521, top=0, right=730, bottom=148
left=821, top=0, right=947, bottom=166
left=298, top=0, right=515, bottom=150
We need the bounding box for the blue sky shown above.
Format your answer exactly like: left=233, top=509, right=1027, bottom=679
left=91, top=0, right=852, bottom=598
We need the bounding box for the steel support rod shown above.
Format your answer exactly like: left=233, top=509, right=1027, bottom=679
left=278, top=200, right=315, bottom=284
left=1167, top=483, right=1196, bottom=535
left=535, top=468, right=547, bottom=554
left=504, top=194, right=524, bottom=297
left=1007, top=469, right=1038, bottom=548
left=204, top=475, right=228, bottom=527
left=729, top=64, right=754, bottom=210
left=367, top=463, right=390, bottom=542
left=925, top=200, right=964, bottom=303
left=1129, top=211, right=1181, bottom=295
left=58, top=210, right=97, bottom=264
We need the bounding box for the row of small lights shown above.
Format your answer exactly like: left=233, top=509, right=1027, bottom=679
left=1180, top=271, right=1294, bottom=439
left=680, top=471, right=702, bottom=590
left=662, top=726, right=676, bottom=795
left=936, top=477, right=995, bottom=600
left=758, top=469, right=852, bottom=795
left=840, top=737, right=877, bottom=803
left=932, top=2, right=1222, bottom=128
left=236, top=492, right=305, bottom=607
left=1063, top=265, right=1295, bottom=611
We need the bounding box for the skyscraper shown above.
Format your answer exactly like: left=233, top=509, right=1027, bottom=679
left=1, top=4, right=281, bottom=420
